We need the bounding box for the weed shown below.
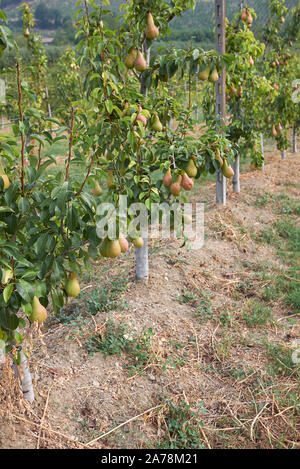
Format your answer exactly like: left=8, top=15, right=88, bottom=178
left=156, top=400, right=205, bottom=449
left=265, top=341, right=299, bottom=377
left=177, top=290, right=198, bottom=305
left=242, top=300, right=272, bottom=327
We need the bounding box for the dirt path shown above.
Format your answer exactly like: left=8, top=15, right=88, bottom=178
left=1, top=149, right=299, bottom=449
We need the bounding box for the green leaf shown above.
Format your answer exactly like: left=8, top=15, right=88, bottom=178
left=3, top=284, right=13, bottom=303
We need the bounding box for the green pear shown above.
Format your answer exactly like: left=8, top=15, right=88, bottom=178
left=221, top=159, right=235, bottom=179
left=66, top=272, right=80, bottom=297
left=186, top=159, right=197, bottom=178
left=198, top=67, right=210, bottom=81
left=30, top=296, right=47, bottom=324
left=145, top=12, right=159, bottom=39
left=152, top=114, right=163, bottom=132
left=208, top=68, right=219, bottom=83
left=125, top=48, right=137, bottom=69
left=134, top=50, right=147, bottom=72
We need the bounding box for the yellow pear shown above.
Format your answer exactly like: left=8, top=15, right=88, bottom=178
left=186, top=159, right=197, bottom=178
left=92, top=180, right=103, bottom=196
left=30, top=296, right=47, bottom=324
left=66, top=272, right=80, bottom=297
left=0, top=174, right=9, bottom=190
left=134, top=51, right=147, bottom=72
left=145, top=12, right=159, bottom=40
left=132, top=237, right=144, bottom=248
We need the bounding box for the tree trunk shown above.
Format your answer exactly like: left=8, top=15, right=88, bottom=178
left=260, top=133, right=265, bottom=171
left=232, top=155, right=240, bottom=192
left=281, top=150, right=287, bottom=160
left=12, top=346, right=34, bottom=403
left=135, top=238, right=149, bottom=282
left=135, top=44, right=151, bottom=281
left=293, top=125, right=297, bottom=153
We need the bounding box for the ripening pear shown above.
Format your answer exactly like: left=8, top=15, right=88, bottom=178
left=125, top=48, right=137, bottom=69
left=134, top=50, right=147, bottom=72
left=247, top=12, right=253, bottom=26
left=30, top=296, right=47, bottom=324
left=133, top=237, right=144, bottom=248
left=249, top=55, right=254, bottom=66
left=137, top=113, right=147, bottom=127
left=280, top=16, right=285, bottom=23
left=221, top=159, right=235, bottom=179
left=181, top=173, right=194, bottom=191
left=163, top=168, right=172, bottom=187
left=119, top=236, right=129, bottom=253
left=145, top=12, right=159, bottom=40
left=24, top=28, right=30, bottom=37
left=241, top=9, right=247, bottom=21
left=277, top=123, right=282, bottom=134
left=2, top=269, right=13, bottom=284
left=66, top=272, right=81, bottom=298
left=152, top=114, right=163, bottom=132
left=208, top=68, right=219, bottom=83
left=198, top=67, right=210, bottom=81
left=107, top=170, right=115, bottom=189
left=170, top=175, right=182, bottom=196
left=271, top=125, right=278, bottom=137
left=92, top=180, right=103, bottom=196
left=0, top=174, right=10, bottom=190
left=186, top=159, right=197, bottom=178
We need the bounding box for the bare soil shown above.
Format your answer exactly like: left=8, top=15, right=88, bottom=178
left=0, top=148, right=299, bottom=449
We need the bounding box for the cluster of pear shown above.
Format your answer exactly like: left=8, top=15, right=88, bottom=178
left=215, top=148, right=235, bottom=178
left=125, top=12, right=159, bottom=72
left=241, top=8, right=253, bottom=26
left=271, top=123, right=283, bottom=138
left=198, top=65, right=219, bottom=83
left=100, top=235, right=143, bottom=259
left=163, top=160, right=196, bottom=197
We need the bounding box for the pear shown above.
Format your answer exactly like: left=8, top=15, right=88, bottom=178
left=247, top=12, right=253, bottom=26
left=107, top=170, right=115, bottom=189
left=163, top=168, right=172, bottom=187
left=221, top=159, right=235, bottom=179
left=0, top=174, right=10, bottom=190
left=181, top=172, right=194, bottom=191
left=133, top=237, right=144, bottom=248
left=92, top=180, right=103, bottom=196
left=280, top=16, right=285, bottom=23
left=271, top=125, right=278, bottom=137
left=2, top=269, right=13, bottom=284
left=30, top=296, right=47, bottom=324
left=106, top=239, right=121, bottom=258
left=198, top=66, right=210, bottom=81
left=249, top=55, right=254, bottom=66
left=137, top=113, right=147, bottom=127
left=170, top=175, right=182, bottom=196
left=24, top=28, right=30, bottom=37
left=152, top=114, right=163, bottom=132
left=241, top=9, right=247, bottom=21
left=66, top=272, right=80, bottom=298
left=215, top=148, right=224, bottom=167
left=186, top=159, right=197, bottom=178
left=208, top=68, right=219, bottom=83
left=119, top=236, right=129, bottom=253
left=134, top=51, right=147, bottom=72
left=231, top=85, right=237, bottom=95
left=125, top=48, right=137, bottom=69
left=277, top=123, right=282, bottom=134
left=145, top=12, right=159, bottom=40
